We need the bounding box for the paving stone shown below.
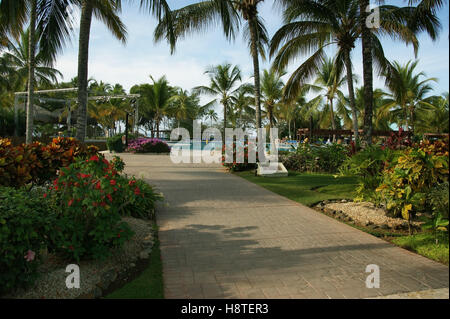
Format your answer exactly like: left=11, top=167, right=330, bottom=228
left=115, top=154, right=449, bottom=299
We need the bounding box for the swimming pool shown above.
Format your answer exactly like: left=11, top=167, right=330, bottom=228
left=166, top=140, right=298, bottom=152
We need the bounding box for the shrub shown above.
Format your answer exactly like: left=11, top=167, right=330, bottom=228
left=280, top=143, right=348, bottom=173
left=384, top=127, right=412, bottom=150
left=339, top=144, right=398, bottom=202
left=47, top=153, right=161, bottom=260
left=0, top=137, right=98, bottom=188
left=106, top=135, right=125, bottom=153
left=126, top=138, right=171, bottom=153
left=376, top=147, right=449, bottom=232
left=222, top=141, right=257, bottom=172
left=0, top=187, right=55, bottom=294
left=47, top=154, right=134, bottom=261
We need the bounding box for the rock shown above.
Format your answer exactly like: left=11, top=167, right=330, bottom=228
left=93, top=287, right=103, bottom=299
left=139, top=248, right=151, bottom=259
left=341, top=199, right=347, bottom=203
left=98, top=269, right=117, bottom=290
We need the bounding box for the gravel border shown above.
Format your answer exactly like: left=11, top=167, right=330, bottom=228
left=314, top=200, right=422, bottom=231
left=4, top=217, right=156, bottom=299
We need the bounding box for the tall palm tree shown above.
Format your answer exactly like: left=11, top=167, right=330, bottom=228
left=205, top=109, right=219, bottom=127
left=75, top=0, right=174, bottom=142
left=154, top=0, right=269, bottom=137
left=1, top=0, right=74, bottom=143
left=260, top=68, right=284, bottom=129
left=415, top=92, right=449, bottom=134
left=360, top=0, right=442, bottom=145
left=168, top=88, right=197, bottom=128
left=193, top=63, right=242, bottom=145
left=270, top=0, right=423, bottom=144
left=139, top=75, right=173, bottom=138
left=309, top=57, right=347, bottom=141
left=230, top=83, right=255, bottom=129
left=381, top=60, right=437, bottom=134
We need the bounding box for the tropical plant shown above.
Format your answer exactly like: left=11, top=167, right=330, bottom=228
left=260, top=68, right=284, bottom=129
left=230, top=83, right=255, bottom=129
left=270, top=0, right=427, bottom=144
left=154, top=0, right=268, bottom=139
left=193, top=63, right=242, bottom=145
left=0, top=0, right=75, bottom=143
left=205, top=109, right=219, bottom=127
left=360, top=0, right=443, bottom=145
left=381, top=60, right=437, bottom=135
left=415, top=92, right=449, bottom=134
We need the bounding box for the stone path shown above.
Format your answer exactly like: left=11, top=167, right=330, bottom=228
left=119, top=153, right=449, bottom=299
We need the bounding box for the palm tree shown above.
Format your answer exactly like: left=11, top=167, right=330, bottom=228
left=193, top=63, right=242, bottom=146
left=168, top=88, right=196, bottom=128
left=230, top=83, right=255, bottom=129
left=154, top=0, right=269, bottom=137
left=270, top=0, right=423, bottom=144
left=260, top=68, right=284, bottom=129
left=415, top=92, right=449, bottom=134
left=205, top=109, right=219, bottom=127
left=1, top=0, right=74, bottom=143
left=75, top=0, right=174, bottom=142
left=381, top=60, right=437, bottom=134
left=139, top=75, right=173, bottom=138
left=360, top=0, right=443, bottom=145
left=309, top=57, right=347, bottom=141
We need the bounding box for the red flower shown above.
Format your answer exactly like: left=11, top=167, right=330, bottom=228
left=134, top=187, right=141, bottom=195
left=69, top=245, right=74, bottom=251
left=89, top=155, right=99, bottom=162
left=68, top=199, right=74, bottom=206
left=110, top=179, right=116, bottom=186
left=43, top=193, right=47, bottom=198
left=103, top=159, right=109, bottom=165
left=95, top=181, right=101, bottom=190
left=107, top=194, right=113, bottom=202
left=117, top=233, right=121, bottom=238
left=80, top=173, right=90, bottom=179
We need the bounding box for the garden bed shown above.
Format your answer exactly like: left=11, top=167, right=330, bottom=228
left=4, top=217, right=156, bottom=299
left=314, top=200, right=422, bottom=232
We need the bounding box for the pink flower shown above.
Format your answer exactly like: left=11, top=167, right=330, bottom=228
left=24, top=250, right=35, bottom=262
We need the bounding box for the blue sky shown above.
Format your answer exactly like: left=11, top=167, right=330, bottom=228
left=55, top=0, right=449, bottom=109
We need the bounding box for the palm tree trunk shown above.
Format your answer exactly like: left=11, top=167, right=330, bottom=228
left=25, top=0, right=37, bottom=144
left=223, top=101, right=227, bottom=147
left=75, top=0, right=93, bottom=142
left=248, top=13, right=262, bottom=152
left=360, top=0, right=373, bottom=146
left=269, top=106, right=273, bottom=129
left=329, top=98, right=336, bottom=142
left=343, top=49, right=359, bottom=144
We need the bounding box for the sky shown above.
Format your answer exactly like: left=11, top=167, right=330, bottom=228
left=54, top=0, right=449, bottom=111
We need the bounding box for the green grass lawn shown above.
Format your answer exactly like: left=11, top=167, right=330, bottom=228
left=235, top=171, right=358, bottom=206
left=105, top=233, right=164, bottom=299
left=392, top=232, right=449, bottom=265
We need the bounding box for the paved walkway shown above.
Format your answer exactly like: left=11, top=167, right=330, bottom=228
left=119, top=153, right=449, bottom=299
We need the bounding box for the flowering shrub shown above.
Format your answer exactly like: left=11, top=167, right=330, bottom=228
left=47, top=153, right=161, bottom=260
left=126, top=138, right=171, bottom=153
left=221, top=141, right=258, bottom=172
left=0, top=137, right=98, bottom=188
left=0, top=186, right=56, bottom=294
left=383, top=127, right=412, bottom=150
